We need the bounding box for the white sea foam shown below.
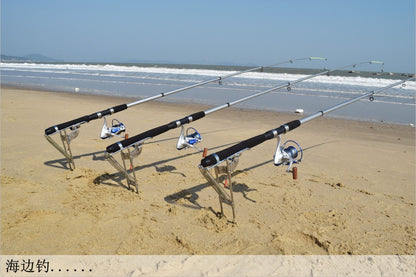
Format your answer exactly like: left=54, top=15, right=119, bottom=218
left=1, top=62, right=414, bottom=124
left=2, top=62, right=414, bottom=91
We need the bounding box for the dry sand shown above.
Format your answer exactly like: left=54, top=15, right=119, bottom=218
left=1, top=87, right=415, bottom=256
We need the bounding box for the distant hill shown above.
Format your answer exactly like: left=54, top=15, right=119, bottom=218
left=1, top=54, right=63, bottom=62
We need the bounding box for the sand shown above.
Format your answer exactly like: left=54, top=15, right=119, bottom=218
left=1, top=87, right=415, bottom=257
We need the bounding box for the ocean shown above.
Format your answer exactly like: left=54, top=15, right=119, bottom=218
left=1, top=62, right=415, bottom=125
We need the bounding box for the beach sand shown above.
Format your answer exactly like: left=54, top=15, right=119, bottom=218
left=1, top=87, right=415, bottom=255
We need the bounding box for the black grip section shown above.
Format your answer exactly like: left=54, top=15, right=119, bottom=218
left=112, top=104, right=128, bottom=113
left=285, top=120, right=301, bottom=131
left=45, top=126, right=58, bottom=136
left=106, top=143, right=122, bottom=154
left=177, top=111, right=206, bottom=126
left=45, top=115, right=90, bottom=135
left=88, top=104, right=128, bottom=121
left=200, top=120, right=302, bottom=167
left=45, top=104, right=128, bottom=135
left=106, top=124, right=171, bottom=153
left=201, top=134, right=268, bottom=167
left=200, top=155, right=219, bottom=168
left=189, top=111, right=205, bottom=121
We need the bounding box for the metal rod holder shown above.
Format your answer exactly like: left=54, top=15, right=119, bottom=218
left=105, top=143, right=142, bottom=193
left=44, top=128, right=78, bottom=170
left=199, top=155, right=241, bottom=223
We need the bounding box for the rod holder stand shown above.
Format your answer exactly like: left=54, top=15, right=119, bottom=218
left=105, top=142, right=142, bottom=193
left=198, top=153, right=242, bottom=223
left=44, top=126, right=80, bottom=170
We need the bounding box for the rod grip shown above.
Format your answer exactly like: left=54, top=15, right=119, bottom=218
left=200, top=120, right=301, bottom=167
left=177, top=111, right=206, bottom=125
left=285, top=120, right=301, bottom=131
left=189, top=111, right=206, bottom=121
left=88, top=104, right=128, bottom=121
left=201, top=134, right=269, bottom=167
left=106, top=124, right=171, bottom=153
left=44, top=104, right=128, bottom=135
left=45, top=115, right=90, bottom=135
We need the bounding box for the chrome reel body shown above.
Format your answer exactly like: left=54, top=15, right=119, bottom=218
left=273, top=135, right=303, bottom=172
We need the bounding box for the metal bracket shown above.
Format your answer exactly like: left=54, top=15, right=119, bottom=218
left=198, top=153, right=241, bottom=223
left=44, top=126, right=80, bottom=170
left=106, top=142, right=142, bottom=193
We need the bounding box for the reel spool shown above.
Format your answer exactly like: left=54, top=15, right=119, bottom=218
left=273, top=136, right=303, bottom=172
left=176, top=126, right=203, bottom=150
left=100, top=117, right=126, bottom=139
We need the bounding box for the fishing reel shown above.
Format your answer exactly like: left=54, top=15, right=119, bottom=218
left=273, top=135, right=303, bottom=172
left=100, top=117, right=126, bottom=139
left=176, top=126, right=203, bottom=150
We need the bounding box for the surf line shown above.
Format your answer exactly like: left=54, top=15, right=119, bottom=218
left=199, top=76, right=414, bottom=222
left=105, top=60, right=384, bottom=193
left=44, top=57, right=325, bottom=170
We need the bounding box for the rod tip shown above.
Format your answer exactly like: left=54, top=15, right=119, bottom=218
left=310, top=57, right=327, bottom=61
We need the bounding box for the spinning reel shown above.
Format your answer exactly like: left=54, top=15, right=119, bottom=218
left=176, top=126, right=203, bottom=150
left=273, top=135, right=303, bottom=171
left=100, top=117, right=126, bottom=139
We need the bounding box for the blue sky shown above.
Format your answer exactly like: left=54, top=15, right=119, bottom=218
left=2, top=0, right=415, bottom=73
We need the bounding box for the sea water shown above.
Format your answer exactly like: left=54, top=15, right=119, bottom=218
left=1, top=62, right=414, bottom=124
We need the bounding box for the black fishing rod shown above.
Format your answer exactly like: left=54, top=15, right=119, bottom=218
left=105, top=60, right=384, bottom=193
left=45, top=57, right=321, bottom=170
left=198, top=76, right=414, bottom=222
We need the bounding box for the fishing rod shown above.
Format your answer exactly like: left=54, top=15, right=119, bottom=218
left=105, top=60, right=384, bottom=193
left=199, top=77, right=414, bottom=222
left=44, top=57, right=322, bottom=170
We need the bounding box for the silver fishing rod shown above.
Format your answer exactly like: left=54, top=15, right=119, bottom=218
left=45, top=57, right=320, bottom=136
left=105, top=60, right=385, bottom=193
left=299, top=79, right=412, bottom=123
left=201, top=76, right=412, bottom=167
left=45, top=57, right=321, bottom=170
left=204, top=61, right=385, bottom=115
left=125, top=57, right=322, bottom=108
left=106, top=60, right=381, bottom=154
left=199, top=76, right=413, bottom=222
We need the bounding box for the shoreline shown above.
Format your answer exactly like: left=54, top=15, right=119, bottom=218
left=3, top=61, right=414, bottom=78
left=3, top=84, right=414, bottom=126
left=1, top=86, right=415, bottom=255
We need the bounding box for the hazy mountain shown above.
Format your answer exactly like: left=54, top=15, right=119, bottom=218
left=1, top=54, right=63, bottom=62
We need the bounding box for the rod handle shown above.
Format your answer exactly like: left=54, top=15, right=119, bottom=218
left=45, top=104, right=128, bottom=135
left=200, top=120, right=301, bottom=167
left=106, top=124, right=171, bottom=153
left=201, top=133, right=270, bottom=167
left=45, top=115, right=90, bottom=135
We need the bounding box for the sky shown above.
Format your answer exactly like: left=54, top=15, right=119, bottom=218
left=1, top=0, right=415, bottom=73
